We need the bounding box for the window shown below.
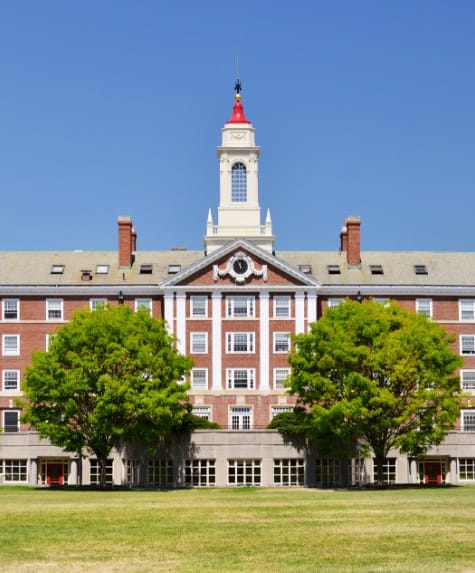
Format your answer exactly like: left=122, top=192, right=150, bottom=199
left=185, top=459, right=216, bottom=487
left=2, top=370, right=19, bottom=391
left=462, top=410, right=475, bottom=432
left=227, top=369, right=255, bottom=390
left=192, top=407, right=211, bottom=420
left=416, top=298, right=432, bottom=318
left=135, top=298, right=152, bottom=314
left=373, top=458, right=396, bottom=484
left=3, top=299, right=19, bottom=320
left=3, top=410, right=20, bottom=432
left=50, top=264, right=65, bottom=275
left=274, top=332, right=290, bottom=353
left=460, top=300, right=475, bottom=321
left=81, top=270, right=92, bottom=281
left=271, top=405, right=293, bottom=418
left=226, top=296, right=254, bottom=318
left=274, top=459, right=305, bottom=486
left=327, top=265, right=341, bottom=275
left=90, top=298, right=107, bottom=311
left=148, top=459, right=173, bottom=488
left=89, top=459, right=113, bottom=486
left=274, top=368, right=290, bottom=390
left=370, top=265, right=384, bottom=275
left=460, top=336, right=475, bottom=355
left=46, top=299, right=63, bottom=320
left=1, top=460, right=27, bottom=482
left=414, top=265, right=428, bottom=275
left=299, top=264, right=312, bottom=274
left=191, top=369, right=208, bottom=390
left=459, top=458, right=475, bottom=480
left=95, top=265, right=109, bottom=274
left=168, top=264, right=181, bottom=274
left=328, top=298, right=344, bottom=308
left=226, top=332, right=254, bottom=353
left=230, top=406, right=252, bottom=430
left=315, top=458, right=340, bottom=487
left=461, top=371, right=475, bottom=392
left=139, top=264, right=153, bottom=275
left=191, top=332, right=208, bottom=354
left=191, top=296, right=207, bottom=318
left=231, top=162, right=247, bottom=202
left=125, top=460, right=140, bottom=487
left=228, top=459, right=261, bottom=486
left=274, top=296, right=291, bottom=317
left=3, top=335, right=19, bottom=356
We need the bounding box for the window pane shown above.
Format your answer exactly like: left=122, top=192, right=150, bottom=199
left=231, top=162, right=247, bottom=202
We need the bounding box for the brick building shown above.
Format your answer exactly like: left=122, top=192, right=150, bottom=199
left=1, top=86, right=475, bottom=488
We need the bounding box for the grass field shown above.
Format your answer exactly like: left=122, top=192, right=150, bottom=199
left=0, top=486, right=474, bottom=573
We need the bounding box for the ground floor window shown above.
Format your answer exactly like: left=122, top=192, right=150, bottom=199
left=148, top=459, right=174, bottom=488
left=373, top=458, right=396, bottom=484
left=90, top=459, right=113, bottom=486
left=273, top=458, right=304, bottom=486
left=125, top=459, right=140, bottom=486
left=1, top=459, right=27, bottom=482
left=315, top=458, right=340, bottom=487
left=459, top=458, right=475, bottom=480
left=185, top=459, right=216, bottom=487
left=228, top=459, right=261, bottom=486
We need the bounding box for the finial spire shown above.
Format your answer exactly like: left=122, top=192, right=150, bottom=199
left=227, top=58, right=250, bottom=124
left=234, top=56, right=242, bottom=97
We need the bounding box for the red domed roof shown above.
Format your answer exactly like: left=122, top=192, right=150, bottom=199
left=227, top=95, right=250, bottom=124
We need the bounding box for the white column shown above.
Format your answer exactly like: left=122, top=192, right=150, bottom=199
left=259, top=291, right=270, bottom=390
left=70, top=459, right=78, bottom=485
left=212, top=292, right=222, bottom=390
left=29, top=459, right=38, bottom=486
left=307, top=289, right=318, bottom=327
left=295, top=292, right=306, bottom=334
left=163, top=292, right=175, bottom=335
left=175, top=292, right=186, bottom=355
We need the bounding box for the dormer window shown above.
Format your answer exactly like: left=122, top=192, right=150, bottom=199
left=231, top=162, right=247, bottom=202
left=414, top=265, right=428, bottom=275
left=370, top=265, right=384, bottom=275
left=168, top=264, right=181, bottom=274
left=299, top=264, right=312, bottom=274
left=81, top=270, right=92, bottom=281
left=96, top=265, right=109, bottom=274
left=139, top=264, right=153, bottom=275
left=51, top=264, right=65, bottom=275
left=327, top=265, right=341, bottom=275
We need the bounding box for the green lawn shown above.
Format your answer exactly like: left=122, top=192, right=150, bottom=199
left=0, top=486, right=474, bottom=573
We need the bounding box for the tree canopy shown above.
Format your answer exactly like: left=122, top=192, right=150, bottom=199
left=21, top=304, right=193, bottom=487
left=271, top=299, right=463, bottom=484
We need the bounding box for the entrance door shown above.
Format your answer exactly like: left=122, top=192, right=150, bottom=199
left=47, top=463, right=64, bottom=486
left=424, top=462, right=442, bottom=485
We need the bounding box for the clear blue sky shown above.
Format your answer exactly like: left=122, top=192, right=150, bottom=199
left=1, top=1, right=474, bottom=253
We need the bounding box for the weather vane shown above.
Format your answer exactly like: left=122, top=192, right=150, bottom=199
left=234, top=56, right=242, bottom=95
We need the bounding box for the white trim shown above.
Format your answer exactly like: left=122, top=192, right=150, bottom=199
left=295, top=292, right=305, bottom=334
left=211, top=292, right=222, bottom=391
left=163, top=293, right=174, bottom=335
left=260, top=291, right=270, bottom=390
left=176, top=292, right=186, bottom=355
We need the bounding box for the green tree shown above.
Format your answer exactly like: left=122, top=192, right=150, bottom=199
left=21, top=304, right=193, bottom=487
left=277, top=299, right=463, bottom=485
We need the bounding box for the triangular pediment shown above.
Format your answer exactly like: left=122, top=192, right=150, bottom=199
left=160, top=239, right=320, bottom=288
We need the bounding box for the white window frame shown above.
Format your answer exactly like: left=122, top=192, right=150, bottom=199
left=460, top=299, right=475, bottom=321
left=273, top=458, right=305, bottom=486
left=228, top=459, right=261, bottom=485
left=46, top=298, right=63, bottom=321
left=271, top=405, right=293, bottom=418
left=90, top=298, right=108, bottom=311
left=226, top=296, right=255, bottom=318
left=274, top=296, right=291, bottom=318
left=89, top=459, right=113, bottom=486
left=416, top=298, right=432, bottom=319
left=3, top=298, right=19, bottom=320
left=273, top=332, right=290, bottom=353
left=192, top=406, right=211, bottom=420
left=462, top=410, right=475, bottom=432
left=227, top=369, right=255, bottom=390
left=372, top=457, right=397, bottom=484
left=461, top=370, right=475, bottom=392
left=135, top=298, right=152, bottom=314
left=274, top=368, right=290, bottom=390
left=226, top=332, right=255, bottom=353
left=1, top=460, right=28, bottom=482
left=328, top=298, right=344, bottom=308
left=191, top=368, right=208, bottom=390
left=190, top=332, right=208, bottom=354
left=185, top=459, right=216, bottom=487
left=460, top=335, right=475, bottom=355
left=2, top=370, right=20, bottom=391
left=3, top=335, right=19, bottom=356
left=3, top=410, right=20, bottom=432
left=459, top=458, right=475, bottom=480
left=229, top=407, right=252, bottom=430
left=190, top=296, right=208, bottom=318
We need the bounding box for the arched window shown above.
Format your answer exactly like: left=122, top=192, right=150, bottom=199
left=231, top=162, right=247, bottom=202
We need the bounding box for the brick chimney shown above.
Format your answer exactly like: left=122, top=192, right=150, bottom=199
left=118, top=216, right=136, bottom=268
left=341, top=216, right=361, bottom=267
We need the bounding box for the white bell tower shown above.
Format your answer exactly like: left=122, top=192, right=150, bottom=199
left=204, top=80, right=274, bottom=254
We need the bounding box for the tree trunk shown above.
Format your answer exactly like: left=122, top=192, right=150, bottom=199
left=374, top=453, right=386, bottom=487
left=98, top=456, right=108, bottom=489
